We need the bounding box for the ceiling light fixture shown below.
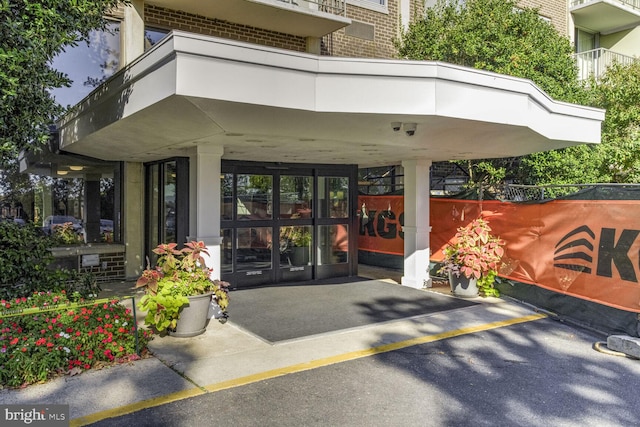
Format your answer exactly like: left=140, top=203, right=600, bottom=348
left=69, top=166, right=84, bottom=171
left=57, top=170, right=68, bottom=175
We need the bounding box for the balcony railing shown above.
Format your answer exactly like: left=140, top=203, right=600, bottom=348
left=278, top=0, right=346, bottom=16
left=574, top=48, right=639, bottom=80
left=571, top=0, right=640, bottom=12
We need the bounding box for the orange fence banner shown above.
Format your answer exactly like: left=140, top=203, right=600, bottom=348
left=358, top=196, right=404, bottom=256
left=358, top=196, right=640, bottom=313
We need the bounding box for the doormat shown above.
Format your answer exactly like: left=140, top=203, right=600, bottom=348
left=228, top=279, right=477, bottom=343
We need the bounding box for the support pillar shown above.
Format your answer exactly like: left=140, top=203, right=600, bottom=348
left=122, top=0, right=145, bottom=66
left=189, top=145, right=224, bottom=279
left=83, top=174, right=101, bottom=243
left=123, top=162, right=144, bottom=279
left=401, top=159, right=432, bottom=289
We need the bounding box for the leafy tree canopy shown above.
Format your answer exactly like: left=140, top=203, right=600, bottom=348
left=396, top=0, right=589, bottom=103
left=0, top=0, right=124, bottom=165
left=395, top=0, right=640, bottom=187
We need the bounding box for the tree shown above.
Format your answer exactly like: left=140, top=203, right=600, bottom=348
left=396, top=0, right=588, bottom=103
left=395, top=0, right=606, bottom=188
left=0, top=0, right=124, bottom=165
left=592, top=61, right=640, bottom=182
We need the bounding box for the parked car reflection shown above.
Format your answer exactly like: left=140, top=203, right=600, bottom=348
left=43, top=215, right=84, bottom=236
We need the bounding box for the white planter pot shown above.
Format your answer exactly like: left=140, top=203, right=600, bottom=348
left=169, top=292, right=212, bottom=338
left=448, top=272, right=479, bottom=298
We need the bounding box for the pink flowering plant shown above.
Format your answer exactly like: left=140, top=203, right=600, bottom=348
left=136, top=241, right=230, bottom=333
left=438, top=217, right=505, bottom=297
left=0, top=291, right=152, bottom=388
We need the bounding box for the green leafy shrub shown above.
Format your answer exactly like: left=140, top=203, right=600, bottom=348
left=51, top=222, right=84, bottom=245
left=0, top=291, right=152, bottom=388
left=0, top=221, right=75, bottom=300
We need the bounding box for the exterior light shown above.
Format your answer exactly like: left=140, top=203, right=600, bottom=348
left=69, top=166, right=84, bottom=171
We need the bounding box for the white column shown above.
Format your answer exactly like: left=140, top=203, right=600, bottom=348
left=401, top=159, right=432, bottom=289
left=399, top=0, right=411, bottom=31
left=190, top=145, right=224, bottom=279
left=123, top=162, right=145, bottom=279
left=122, top=0, right=145, bottom=66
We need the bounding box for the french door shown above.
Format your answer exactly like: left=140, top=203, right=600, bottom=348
left=220, top=161, right=357, bottom=289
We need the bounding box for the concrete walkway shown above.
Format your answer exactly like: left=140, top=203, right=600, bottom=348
left=0, top=273, right=546, bottom=426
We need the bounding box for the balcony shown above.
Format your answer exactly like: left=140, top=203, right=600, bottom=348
left=570, top=0, right=640, bottom=33
left=574, top=48, right=639, bottom=80
left=146, top=0, right=350, bottom=38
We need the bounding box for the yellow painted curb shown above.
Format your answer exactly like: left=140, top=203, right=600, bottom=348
left=70, top=388, right=205, bottom=427
left=204, top=313, right=546, bottom=392
left=71, top=313, right=546, bottom=426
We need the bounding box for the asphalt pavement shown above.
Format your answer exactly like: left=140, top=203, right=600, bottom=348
left=1, top=274, right=639, bottom=427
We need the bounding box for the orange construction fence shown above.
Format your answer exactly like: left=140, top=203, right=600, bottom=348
left=358, top=195, right=640, bottom=313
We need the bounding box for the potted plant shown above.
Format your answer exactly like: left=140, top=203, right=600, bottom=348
left=135, top=240, right=230, bottom=337
left=280, top=226, right=312, bottom=265
left=438, top=217, right=505, bottom=297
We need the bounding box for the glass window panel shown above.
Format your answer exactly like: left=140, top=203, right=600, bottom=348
left=279, top=225, right=312, bottom=267
left=50, top=21, right=121, bottom=108
left=237, top=174, right=272, bottom=220
left=221, top=173, right=233, bottom=220
left=144, top=27, right=169, bottom=51
left=318, top=224, right=348, bottom=265
left=280, top=176, right=313, bottom=219
left=163, top=162, right=177, bottom=243
left=236, top=227, right=272, bottom=271
left=221, top=228, right=233, bottom=274
left=319, top=176, right=349, bottom=218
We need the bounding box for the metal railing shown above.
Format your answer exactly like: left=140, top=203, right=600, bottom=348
left=570, top=0, right=640, bottom=12
left=277, top=0, right=347, bottom=16
left=574, top=48, right=638, bottom=80
left=497, top=183, right=640, bottom=201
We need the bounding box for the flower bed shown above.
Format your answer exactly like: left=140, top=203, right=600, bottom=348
left=0, top=291, right=152, bottom=388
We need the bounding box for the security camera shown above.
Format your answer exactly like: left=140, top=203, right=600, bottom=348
left=403, top=123, right=417, bottom=136
left=391, top=122, right=401, bottom=132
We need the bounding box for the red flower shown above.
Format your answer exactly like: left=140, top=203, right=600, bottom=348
left=10, top=338, right=19, bottom=345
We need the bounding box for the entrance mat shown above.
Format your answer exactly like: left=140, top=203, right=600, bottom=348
left=228, top=279, right=477, bottom=343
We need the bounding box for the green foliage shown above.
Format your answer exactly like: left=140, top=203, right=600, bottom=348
left=396, top=0, right=588, bottom=102
left=0, top=221, right=74, bottom=299
left=0, top=292, right=151, bottom=388
left=136, top=241, right=231, bottom=332
left=592, top=61, right=640, bottom=182
left=518, top=61, right=640, bottom=186
left=477, top=270, right=499, bottom=297
left=51, top=222, right=84, bottom=245
left=395, top=0, right=619, bottom=187
left=0, top=0, right=125, bottom=163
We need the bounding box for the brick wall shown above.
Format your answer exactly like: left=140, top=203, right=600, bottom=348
left=144, top=5, right=307, bottom=52
left=79, top=251, right=127, bottom=283
left=52, top=249, right=127, bottom=283
left=329, top=1, right=401, bottom=59
left=519, top=0, right=568, bottom=35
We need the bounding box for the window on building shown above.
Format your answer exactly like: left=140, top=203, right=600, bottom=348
left=145, top=27, right=170, bottom=51
left=49, top=20, right=121, bottom=108
left=348, top=0, right=387, bottom=12
left=576, top=29, right=597, bottom=53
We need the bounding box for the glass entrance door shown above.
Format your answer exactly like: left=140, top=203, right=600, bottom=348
left=221, top=162, right=356, bottom=289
